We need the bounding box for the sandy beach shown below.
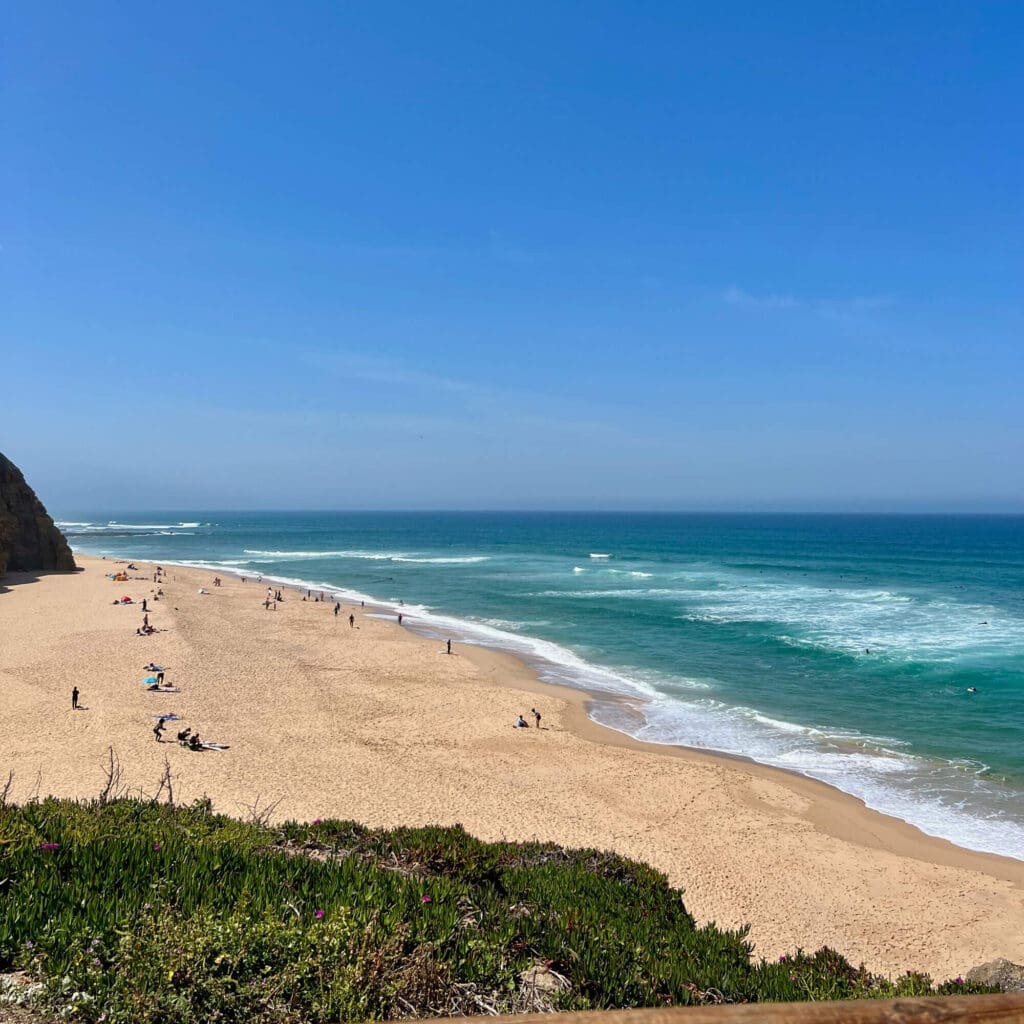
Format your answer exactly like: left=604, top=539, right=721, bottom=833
left=1, top=554, right=1022, bottom=980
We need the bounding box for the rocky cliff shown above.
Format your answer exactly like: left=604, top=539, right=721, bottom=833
left=0, top=453, right=77, bottom=576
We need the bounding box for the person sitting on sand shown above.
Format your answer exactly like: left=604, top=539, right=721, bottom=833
left=188, top=733, right=203, bottom=751
left=177, top=727, right=192, bottom=744
left=144, top=663, right=165, bottom=684
left=515, top=714, right=529, bottom=728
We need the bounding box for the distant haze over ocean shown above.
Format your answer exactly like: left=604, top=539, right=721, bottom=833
left=62, top=511, right=1024, bottom=861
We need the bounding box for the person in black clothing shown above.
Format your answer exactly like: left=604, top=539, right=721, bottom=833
left=71, top=687, right=80, bottom=710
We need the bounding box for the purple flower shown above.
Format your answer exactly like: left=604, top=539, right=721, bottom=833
left=143, top=903, right=152, bottom=911
left=92, top=958, right=101, bottom=967
left=38, top=843, right=59, bottom=850
left=789, top=975, right=797, bottom=983
left=152, top=842, right=162, bottom=851
left=312, top=818, right=323, bottom=825
left=955, top=977, right=964, bottom=985
left=778, top=955, right=787, bottom=963
left=421, top=895, right=432, bottom=904
left=314, top=909, right=325, bottom=919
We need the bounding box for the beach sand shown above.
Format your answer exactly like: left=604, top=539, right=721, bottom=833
left=1, top=554, right=1022, bottom=980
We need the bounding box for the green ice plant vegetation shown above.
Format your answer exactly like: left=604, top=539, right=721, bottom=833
left=0, top=796, right=995, bottom=1022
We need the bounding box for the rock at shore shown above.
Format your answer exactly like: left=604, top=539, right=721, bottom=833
left=966, top=957, right=1024, bottom=992
left=0, top=453, right=76, bottom=577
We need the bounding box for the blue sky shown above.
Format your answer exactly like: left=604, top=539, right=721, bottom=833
left=4, top=2, right=1022, bottom=511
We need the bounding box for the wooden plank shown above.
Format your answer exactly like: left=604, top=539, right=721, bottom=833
left=468, top=994, right=1024, bottom=1024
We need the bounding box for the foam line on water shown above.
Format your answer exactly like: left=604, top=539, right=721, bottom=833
left=243, top=549, right=489, bottom=564
left=588, top=697, right=1024, bottom=861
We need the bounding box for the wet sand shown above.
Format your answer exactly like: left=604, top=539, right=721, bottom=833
left=1, top=554, right=1022, bottom=979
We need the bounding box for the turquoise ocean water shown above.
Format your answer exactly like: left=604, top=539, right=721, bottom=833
left=58, top=512, right=1024, bottom=861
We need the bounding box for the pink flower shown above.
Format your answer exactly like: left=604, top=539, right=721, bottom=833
left=38, top=843, right=59, bottom=850
left=152, top=842, right=162, bottom=851
left=421, top=895, right=432, bottom=903
left=312, top=818, right=323, bottom=825
left=314, top=909, right=325, bottom=919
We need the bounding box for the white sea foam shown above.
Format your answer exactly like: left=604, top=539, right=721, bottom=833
left=537, top=569, right=1024, bottom=662
left=588, top=697, right=1024, bottom=861
left=572, top=567, right=587, bottom=573
left=589, top=553, right=611, bottom=559
left=677, top=579, right=1024, bottom=659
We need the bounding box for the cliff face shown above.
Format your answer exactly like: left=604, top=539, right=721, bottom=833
left=0, top=453, right=77, bottom=576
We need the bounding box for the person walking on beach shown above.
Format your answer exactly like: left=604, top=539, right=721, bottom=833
left=446, top=639, right=452, bottom=655
left=349, top=613, right=355, bottom=628
left=143, top=613, right=149, bottom=629
left=531, top=707, right=541, bottom=729
left=153, top=719, right=166, bottom=742
left=142, top=598, right=147, bottom=612
left=398, top=613, right=403, bottom=626
left=71, top=686, right=80, bottom=710
left=334, top=602, right=340, bottom=617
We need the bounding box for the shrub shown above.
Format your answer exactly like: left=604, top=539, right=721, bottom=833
left=0, top=797, right=998, bottom=1022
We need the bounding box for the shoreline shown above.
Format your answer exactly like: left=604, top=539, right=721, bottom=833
left=1, top=553, right=1022, bottom=978
left=451, top=643, right=1024, bottom=885
left=157, top=549, right=1024, bottom=867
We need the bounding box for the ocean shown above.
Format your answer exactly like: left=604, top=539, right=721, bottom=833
left=57, top=511, right=1024, bottom=861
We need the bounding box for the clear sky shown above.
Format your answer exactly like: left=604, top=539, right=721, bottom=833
left=4, top=2, right=1022, bottom=512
